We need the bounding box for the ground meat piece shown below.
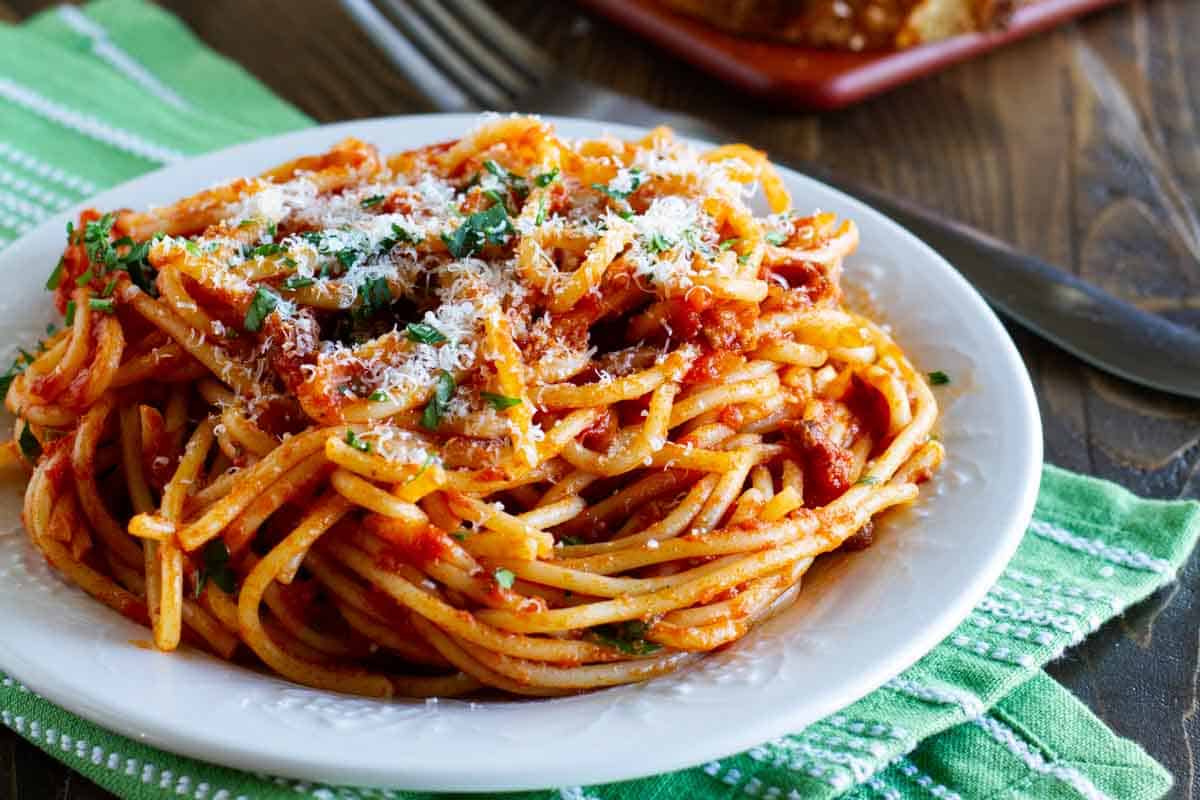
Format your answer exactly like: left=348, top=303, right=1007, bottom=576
left=786, top=419, right=853, bottom=506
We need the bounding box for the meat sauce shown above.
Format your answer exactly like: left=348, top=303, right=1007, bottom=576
left=366, top=517, right=452, bottom=569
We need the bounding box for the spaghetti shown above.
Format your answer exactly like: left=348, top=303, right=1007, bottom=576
left=6, top=116, right=942, bottom=698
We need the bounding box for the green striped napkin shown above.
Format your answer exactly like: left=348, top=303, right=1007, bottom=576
left=1, top=4, right=1196, bottom=798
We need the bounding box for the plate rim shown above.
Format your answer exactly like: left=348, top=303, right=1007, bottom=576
left=0, top=112, right=1043, bottom=791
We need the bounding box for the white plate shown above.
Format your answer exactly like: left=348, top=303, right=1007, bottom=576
left=0, top=114, right=1042, bottom=792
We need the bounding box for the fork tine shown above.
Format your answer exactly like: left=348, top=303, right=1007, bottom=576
left=374, top=0, right=514, bottom=109
left=439, top=0, right=556, bottom=80
left=408, top=0, right=538, bottom=98
left=341, top=0, right=475, bottom=111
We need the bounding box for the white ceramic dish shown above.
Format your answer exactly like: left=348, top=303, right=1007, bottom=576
left=0, top=114, right=1042, bottom=792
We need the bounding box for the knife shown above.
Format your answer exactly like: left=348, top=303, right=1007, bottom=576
left=799, top=171, right=1200, bottom=399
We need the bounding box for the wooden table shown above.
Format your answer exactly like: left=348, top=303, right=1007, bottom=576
left=1, top=0, right=1197, bottom=796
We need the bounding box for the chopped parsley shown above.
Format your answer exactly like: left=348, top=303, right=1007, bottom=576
left=534, top=195, right=547, bottom=226
left=405, top=322, right=447, bottom=345
left=243, top=286, right=280, bottom=332
left=17, top=425, right=40, bottom=462
left=534, top=167, right=560, bottom=187
left=45, top=258, right=65, bottom=290
left=589, top=620, right=661, bottom=655
left=282, top=275, right=314, bottom=290
left=928, top=371, right=951, bottom=386
left=493, top=568, right=516, bottom=589
left=481, top=391, right=522, bottom=411
left=856, top=475, right=880, bottom=486
left=88, top=297, right=115, bottom=314
left=82, top=213, right=119, bottom=271
left=644, top=233, right=674, bottom=254
left=345, top=430, right=371, bottom=453
left=593, top=167, right=645, bottom=201
left=114, top=235, right=160, bottom=295
left=336, top=248, right=359, bottom=270
left=360, top=194, right=386, bottom=209
left=765, top=231, right=788, bottom=246
left=356, top=275, right=392, bottom=317
left=245, top=242, right=286, bottom=259
left=195, top=539, right=236, bottom=596
left=441, top=204, right=513, bottom=259
left=718, top=238, right=740, bottom=251
left=450, top=530, right=470, bottom=542
left=483, top=188, right=507, bottom=210
left=420, top=370, right=456, bottom=430
left=483, top=159, right=528, bottom=196
left=368, top=390, right=389, bottom=402
left=379, top=222, right=421, bottom=251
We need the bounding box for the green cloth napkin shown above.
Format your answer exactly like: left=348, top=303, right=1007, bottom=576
left=1, top=4, right=1196, bottom=798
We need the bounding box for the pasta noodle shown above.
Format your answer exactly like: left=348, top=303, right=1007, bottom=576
left=6, top=116, right=942, bottom=698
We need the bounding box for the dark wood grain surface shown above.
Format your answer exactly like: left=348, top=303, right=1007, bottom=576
left=1, top=1, right=1198, bottom=797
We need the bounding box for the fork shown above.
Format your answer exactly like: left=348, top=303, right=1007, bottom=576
left=340, top=0, right=1200, bottom=399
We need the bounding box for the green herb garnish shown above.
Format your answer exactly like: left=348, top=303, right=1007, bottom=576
left=64, top=300, right=77, bottom=326
left=243, top=286, right=280, bottom=332
left=592, top=168, right=645, bottom=201
left=345, top=430, right=371, bottom=453
left=196, top=539, right=237, bottom=596
left=765, top=231, right=788, bottom=246
left=441, top=204, right=513, bottom=259
left=420, top=371, right=456, bottom=431
left=88, top=297, right=115, bottom=314
left=336, top=248, right=359, bottom=270
left=246, top=242, right=286, bottom=259
left=360, top=194, right=386, bottom=209
left=45, top=258, right=65, bottom=291
left=282, top=275, right=314, bottom=290
left=928, top=371, right=951, bottom=386
left=494, top=568, right=516, bottom=589
left=82, top=213, right=119, bottom=271
left=856, top=475, right=880, bottom=486
left=368, top=390, right=389, bottom=402
left=483, top=160, right=528, bottom=196
left=534, top=168, right=560, bottom=188
left=356, top=275, right=392, bottom=317
left=115, top=236, right=159, bottom=295
left=589, top=620, right=661, bottom=655
left=405, top=322, right=447, bottom=345
left=481, top=391, right=522, bottom=411
left=645, top=233, right=674, bottom=254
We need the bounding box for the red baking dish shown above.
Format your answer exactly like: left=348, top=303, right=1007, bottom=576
left=577, top=0, right=1127, bottom=109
